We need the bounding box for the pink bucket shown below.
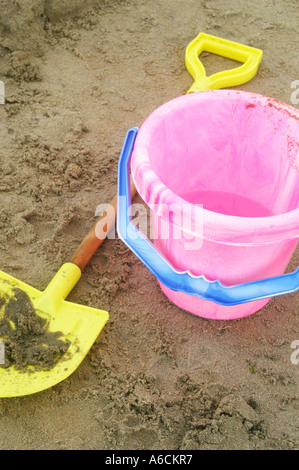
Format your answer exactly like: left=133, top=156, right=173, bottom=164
left=130, top=90, right=299, bottom=320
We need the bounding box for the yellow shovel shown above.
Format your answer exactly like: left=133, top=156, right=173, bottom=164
left=0, top=33, right=262, bottom=398
left=0, top=179, right=136, bottom=398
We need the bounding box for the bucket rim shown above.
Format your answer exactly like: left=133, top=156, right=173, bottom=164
left=131, top=90, right=299, bottom=246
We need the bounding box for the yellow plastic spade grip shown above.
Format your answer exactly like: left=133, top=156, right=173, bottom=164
left=185, top=32, right=263, bottom=93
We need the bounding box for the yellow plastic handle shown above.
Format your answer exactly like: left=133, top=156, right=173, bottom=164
left=185, top=32, right=263, bottom=93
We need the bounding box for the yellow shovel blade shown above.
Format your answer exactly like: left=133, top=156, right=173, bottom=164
left=0, top=263, right=109, bottom=397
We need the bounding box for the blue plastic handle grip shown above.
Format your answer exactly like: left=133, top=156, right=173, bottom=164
left=117, top=128, right=299, bottom=306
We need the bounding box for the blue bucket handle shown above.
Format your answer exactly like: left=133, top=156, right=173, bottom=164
left=117, top=128, right=299, bottom=306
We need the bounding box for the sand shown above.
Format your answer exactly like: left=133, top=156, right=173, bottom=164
left=0, top=0, right=298, bottom=450
left=0, top=288, right=71, bottom=371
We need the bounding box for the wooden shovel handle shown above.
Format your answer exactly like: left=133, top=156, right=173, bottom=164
left=71, top=175, right=137, bottom=271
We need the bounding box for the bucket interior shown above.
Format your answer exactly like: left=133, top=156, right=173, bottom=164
left=146, top=92, right=299, bottom=218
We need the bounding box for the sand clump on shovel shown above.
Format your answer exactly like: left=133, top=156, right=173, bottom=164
left=0, top=289, right=71, bottom=372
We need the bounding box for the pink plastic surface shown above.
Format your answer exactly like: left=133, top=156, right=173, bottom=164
left=131, top=90, right=299, bottom=320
